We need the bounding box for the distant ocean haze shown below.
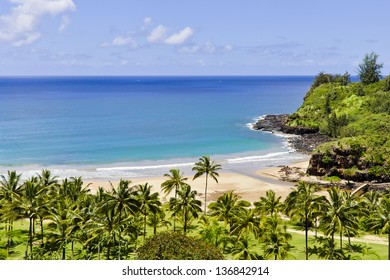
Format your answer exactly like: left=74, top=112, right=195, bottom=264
left=0, top=76, right=312, bottom=179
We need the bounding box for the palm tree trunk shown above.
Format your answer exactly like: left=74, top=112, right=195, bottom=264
left=388, top=230, right=390, bottom=260
left=29, top=217, right=33, bottom=258
left=118, top=208, right=122, bottom=260
left=184, top=209, right=187, bottom=234
left=107, top=243, right=111, bottom=260
left=330, top=233, right=334, bottom=260
left=204, top=174, right=208, bottom=214
left=62, top=242, right=66, bottom=260
left=143, top=214, right=147, bottom=242
left=305, top=212, right=308, bottom=260
left=173, top=187, right=177, bottom=231
left=71, top=241, right=74, bottom=259
left=340, top=229, right=343, bottom=251
left=40, top=218, right=44, bottom=247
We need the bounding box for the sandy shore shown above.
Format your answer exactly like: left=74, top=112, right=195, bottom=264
left=84, top=160, right=310, bottom=204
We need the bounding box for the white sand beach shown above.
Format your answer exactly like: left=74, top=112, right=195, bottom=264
left=84, top=160, right=310, bottom=204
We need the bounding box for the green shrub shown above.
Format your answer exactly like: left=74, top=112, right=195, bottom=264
left=137, top=231, right=224, bottom=260
left=0, top=249, right=7, bottom=260
left=383, top=75, right=390, bottom=92
left=358, top=52, right=383, bottom=85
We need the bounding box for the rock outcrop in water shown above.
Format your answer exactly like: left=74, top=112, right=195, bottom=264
left=252, top=114, right=330, bottom=154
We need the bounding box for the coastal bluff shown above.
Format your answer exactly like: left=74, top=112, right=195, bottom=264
left=252, top=114, right=329, bottom=154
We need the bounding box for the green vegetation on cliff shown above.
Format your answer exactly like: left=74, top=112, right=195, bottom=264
left=287, top=54, right=390, bottom=182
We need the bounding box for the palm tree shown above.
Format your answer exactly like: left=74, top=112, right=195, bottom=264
left=262, top=214, right=293, bottom=260
left=12, top=176, right=46, bottom=258
left=368, top=197, right=390, bottom=260
left=208, top=191, right=250, bottom=234
left=104, top=179, right=139, bottom=259
left=161, top=169, right=188, bottom=231
left=169, top=184, right=202, bottom=234
left=230, top=208, right=261, bottom=238
left=47, top=197, right=82, bottom=260
left=284, top=181, right=324, bottom=260
left=37, top=169, right=59, bottom=196
left=192, top=156, right=221, bottom=214
left=199, top=216, right=229, bottom=249
left=254, top=190, right=283, bottom=216
left=147, top=207, right=171, bottom=235
left=0, top=171, right=23, bottom=255
left=134, top=183, right=161, bottom=241
left=320, top=187, right=359, bottom=260
left=227, top=236, right=262, bottom=260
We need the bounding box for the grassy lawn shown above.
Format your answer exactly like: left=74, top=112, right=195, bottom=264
left=1, top=219, right=388, bottom=260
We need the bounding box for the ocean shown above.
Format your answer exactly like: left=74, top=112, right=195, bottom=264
left=0, top=76, right=312, bottom=179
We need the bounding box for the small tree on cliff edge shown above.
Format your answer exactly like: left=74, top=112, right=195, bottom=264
left=358, top=52, right=383, bottom=85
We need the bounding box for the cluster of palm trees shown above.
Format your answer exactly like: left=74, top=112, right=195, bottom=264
left=0, top=156, right=221, bottom=260
left=0, top=155, right=389, bottom=260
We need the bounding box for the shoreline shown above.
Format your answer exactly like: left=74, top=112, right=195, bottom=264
left=252, top=114, right=331, bottom=154
left=84, top=159, right=311, bottom=204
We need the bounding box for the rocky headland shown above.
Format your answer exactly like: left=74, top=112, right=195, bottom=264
left=252, top=114, right=330, bottom=154
left=252, top=114, right=389, bottom=192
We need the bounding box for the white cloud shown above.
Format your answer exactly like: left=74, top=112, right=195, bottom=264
left=147, top=25, right=167, bottom=43
left=13, top=32, right=41, bottom=47
left=164, top=27, right=193, bottom=45
left=143, top=17, right=152, bottom=25
left=203, top=42, right=215, bottom=53
left=223, top=44, right=234, bottom=52
left=58, top=15, right=70, bottom=32
left=0, top=0, right=76, bottom=46
left=179, top=42, right=233, bottom=54
left=120, top=60, right=129, bottom=66
left=179, top=45, right=200, bottom=53
left=111, top=35, right=138, bottom=48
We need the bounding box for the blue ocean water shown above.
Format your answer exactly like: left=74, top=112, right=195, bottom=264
left=0, top=76, right=312, bottom=179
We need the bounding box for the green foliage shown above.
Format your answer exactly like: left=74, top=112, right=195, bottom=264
left=323, top=176, right=341, bottom=182
left=137, top=231, right=224, bottom=260
left=309, top=71, right=351, bottom=93
left=365, top=91, right=390, bottom=114
left=383, top=75, right=390, bottom=92
left=0, top=249, right=7, bottom=260
left=358, top=52, right=383, bottom=85
left=323, top=112, right=348, bottom=138
left=287, top=56, right=390, bottom=181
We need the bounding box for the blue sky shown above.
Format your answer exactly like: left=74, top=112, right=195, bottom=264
left=0, top=0, right=389, bottom=76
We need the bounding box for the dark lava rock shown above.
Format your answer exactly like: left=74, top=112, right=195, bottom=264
left=253, top=114, right=329, bottom=154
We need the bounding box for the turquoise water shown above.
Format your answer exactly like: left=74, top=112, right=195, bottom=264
left=0, top=76, right=312, bottom=178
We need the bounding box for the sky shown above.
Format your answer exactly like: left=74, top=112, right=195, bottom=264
left=0, top=0, right=389, bottom=76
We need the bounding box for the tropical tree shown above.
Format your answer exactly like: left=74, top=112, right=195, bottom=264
left=254, top=190, right=283, bottom=216
left=37, top=169, right=59, bottom=196
left=192, top=156, right=221, bottom=214
left=169, top=184, right=202, bottom=234
left=46, top=197, right=82, bottom=260
left=357, top=52, right=383, bottom=85
left=104, top=179, right=139, bottom=259
left=161, top=169, right=188, bottom=231
left=199, top=216, right=229, bottom=249
left=147, top=206, right=171, bottom=235
left=208, top=191, right=250, bottom=234
left=86, top=199, right=118, bottom=260
left=134, top=183, right=161, bottom=241
left=320, top=187, right=359, bottom=260
left=0, top=171, right=23, bottom=255
left=12, top=177, right=46, bottom=258
left=368, top=197, right=390, bottom=260
left=230, top=208, right=261, bottom=238
left=227, top=236, right=262, bottom=260
left=262, top=214, right=293, bottom=260
left=284, top=181, right=324, bottom=260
